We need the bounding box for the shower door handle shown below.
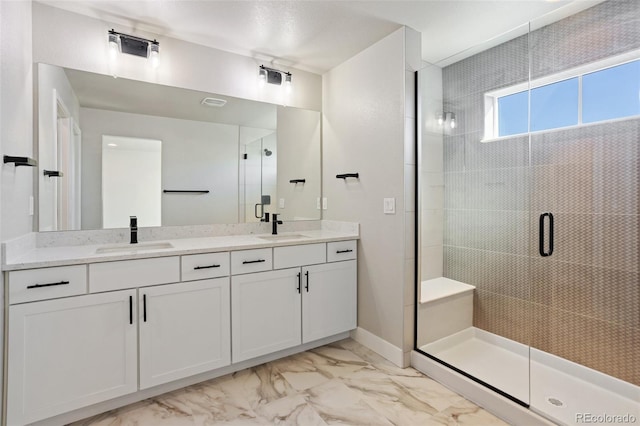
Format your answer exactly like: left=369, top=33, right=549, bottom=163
left=539, top=213, right=554, bottom=257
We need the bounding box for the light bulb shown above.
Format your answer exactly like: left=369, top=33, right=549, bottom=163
left=450, top=113, right=457, bottom=129
left=258, top=68, right=267, bottom=88
left=284, top=73, right=292, bottom=94
left=437, top=113, right=444, bottom=126
left=108, top=33, right=119, bottom=60
left=149, top=42, right=159, bottom=68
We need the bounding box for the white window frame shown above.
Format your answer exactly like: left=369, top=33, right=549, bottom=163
left=482, top=49, right=640, bottom=142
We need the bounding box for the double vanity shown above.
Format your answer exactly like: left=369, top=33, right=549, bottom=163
left=2, top=223, right=358, bottom=425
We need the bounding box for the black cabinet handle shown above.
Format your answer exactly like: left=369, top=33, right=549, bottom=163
left=129, top=296, right=133, bottom=325
left=297, top=272, right=301, bottom=293
left=143, top=294, right=147, bottom=322
left=305, top=271, right=309, bottom=292
left=26, top=280, right=70, bottom=289
left=539, top=213, right=555, bottom=257
left=194, top=264, right=221, bottom=270
left=336, top=249, right=353, bottom=254
left=242, top=259, right=266, bottom=264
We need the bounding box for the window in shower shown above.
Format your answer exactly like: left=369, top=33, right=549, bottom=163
left=484, top=55, right=640, bottom=140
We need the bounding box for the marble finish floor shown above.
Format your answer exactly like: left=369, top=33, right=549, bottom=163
left=73, top=339, right=508, bottom=425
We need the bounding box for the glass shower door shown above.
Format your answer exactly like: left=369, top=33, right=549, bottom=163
left=528, top=3, right=640, bottom=423
left=416, top=24, right=533, bottom=405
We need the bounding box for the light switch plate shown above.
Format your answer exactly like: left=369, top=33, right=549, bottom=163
left=322, top=197, right=328, bottom=210
left=279, top=198, right=285, bottom=209
left=383, top=198, right=395, bottom=214
left=316, top=197, right=321, bottom=210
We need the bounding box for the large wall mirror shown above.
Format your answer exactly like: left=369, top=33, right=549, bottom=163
left=36, top=63, right=321, bottom=232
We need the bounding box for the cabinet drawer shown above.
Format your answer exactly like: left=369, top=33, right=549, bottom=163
left=89, top=257, right=180, bottom=292
left=9, top=265, right=87, bottom=304
left=181, top=252, right=230, bottom=281
left=327, top=240, right=357, bottom=262
left=231, top=248, right=272, bottom=275
left=273, top=243, right=326, bottom=269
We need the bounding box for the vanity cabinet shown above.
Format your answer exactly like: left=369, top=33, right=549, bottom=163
left=4, top=238, right=357, bottom=425
left=7, top=290, right=138, bottom=426
left=139, top=278, right=231, bottom=389
left=232, top=242, right=357, bottom=363
left=302, top=260, right=357, bottom=343
left=231, top=268, right=302, bottom=363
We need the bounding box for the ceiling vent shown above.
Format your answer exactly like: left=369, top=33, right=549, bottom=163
left=201, top=97, right=227, bottom=107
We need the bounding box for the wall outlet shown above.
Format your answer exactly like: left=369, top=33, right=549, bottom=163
left=322, top=197, right=328, bottom=210
left=383, top=197, right=395, bottom=214
left=29, top=196, right=34, bottom=216
left=279, top=198, right=285, bottom=209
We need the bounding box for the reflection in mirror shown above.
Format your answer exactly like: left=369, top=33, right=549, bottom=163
left=102, top=136, right=162, bottom=228
left=36, top=63, right=321, bottom=231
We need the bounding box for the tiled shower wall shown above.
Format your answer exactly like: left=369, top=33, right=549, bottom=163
left=442, top=0, right=640, bottom=386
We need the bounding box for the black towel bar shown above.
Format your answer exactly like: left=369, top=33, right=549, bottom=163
left=336, top=173, right=359, bottom=179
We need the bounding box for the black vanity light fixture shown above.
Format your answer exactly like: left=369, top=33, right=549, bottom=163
left=109, top=29, right=160, bottom=68
left=258, top=65, right=292, bottom=93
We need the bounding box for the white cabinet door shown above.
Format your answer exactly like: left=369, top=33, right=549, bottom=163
left=232, top=268, right=302, bottom=363
left=302, top=260, right=357, bottom=343
left=8, top=290, right=137, bottom=425
left=139, top=278, right=231, bottom=389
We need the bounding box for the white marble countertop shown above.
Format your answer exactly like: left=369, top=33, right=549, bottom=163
left=3, top=230, right=359, bottom=271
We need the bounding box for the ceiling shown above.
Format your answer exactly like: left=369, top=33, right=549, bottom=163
left=39, top=0, right=604, bottom=74
left=64, top=67, right=278, bottom=129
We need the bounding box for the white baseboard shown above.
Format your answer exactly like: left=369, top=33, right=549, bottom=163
left=350, top=327, right=407, bottom=367
left=411, top=351, right=555, bottom=426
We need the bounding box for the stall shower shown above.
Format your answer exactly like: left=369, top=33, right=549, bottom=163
left=415, top=1, right=640, bottom=424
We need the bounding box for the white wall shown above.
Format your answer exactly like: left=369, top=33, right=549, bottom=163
left=32, top=2, right=322, bottom=112
left=0, top=0, right=34, bottom=417
left=1, top=1, right=33, bottom=241
left=322, top=27, right=421, bottom=364
left=36, top=63, right=81, bottom=231
left=276, top=106, right=321, bottom=221
left=80, top=108, right=240, bottom=228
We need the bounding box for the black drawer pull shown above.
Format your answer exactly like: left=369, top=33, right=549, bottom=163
left=194, top=264, right=221, bottom=270
left=336, top=249, right=353, bottom=254
left=297, top=272, right=301, bottom=293
left=27, top=280, right=70, bottom=289
left=143, top=294, right=147, bottom=322
left=129, top=295, right=133, bottom=325
left=305, top=271, right=309, bottom=292
left=242, top=259, right=266, bottom=264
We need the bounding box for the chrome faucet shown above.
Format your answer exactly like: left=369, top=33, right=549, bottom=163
left=271, top=213, right=283, bottom=235
left=130, top=216, right=138, bottom=244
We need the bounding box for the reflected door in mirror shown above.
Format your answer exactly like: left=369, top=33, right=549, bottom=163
left=102, top=136, right=162, bottom=228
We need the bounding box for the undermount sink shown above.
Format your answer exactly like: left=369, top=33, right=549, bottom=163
left=95, top=241, right=174, bottom=254
left=258, top=234, right=308, bottom=241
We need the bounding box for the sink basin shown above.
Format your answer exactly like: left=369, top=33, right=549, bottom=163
left=95, top=242, right=174, bottom=254
left=258, top=234, right=308, bottom=241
